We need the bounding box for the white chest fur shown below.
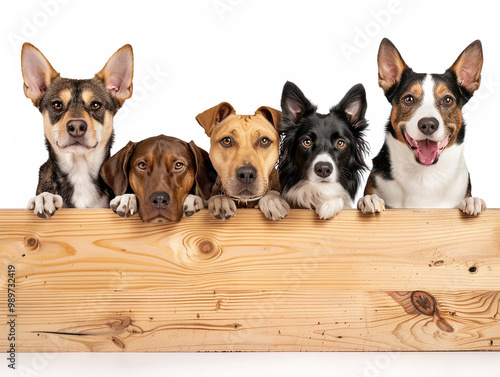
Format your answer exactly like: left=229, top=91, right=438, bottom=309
left=374, top=135, right=469, bottom=209
left=58, top=150, right=109, bottom=208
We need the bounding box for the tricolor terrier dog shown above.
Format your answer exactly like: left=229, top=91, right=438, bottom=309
left=279, top=82, right=369, bottom=219
left=21, top=43, right=133, bottom=217
left=358, top=38, right=486, bottom=216
left=196, top=102, right=290, bottom=220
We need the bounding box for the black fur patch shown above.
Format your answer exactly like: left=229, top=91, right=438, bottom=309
left=370, top=141, right=393, bottom=182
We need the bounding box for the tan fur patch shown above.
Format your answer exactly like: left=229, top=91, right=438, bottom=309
left=42, top=112, right=55, bottom=146
left=433, top=84, right=463, bottom=149
left=81, top=90, right=94, bottom=105
left=100, top=111, right=114, bottom=145
left=435, top=83, right=449, bottom=97
left=58, top=89, right=72, bottom=105
left=364, top=176, right=375, bottom=195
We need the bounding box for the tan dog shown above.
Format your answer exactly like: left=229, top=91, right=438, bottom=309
left=196, top=102, right=289, bottom=220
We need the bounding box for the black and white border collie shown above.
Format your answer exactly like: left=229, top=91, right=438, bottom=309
left=358, top=38, right=486, bottom=216
left=278, top=81, right=369, bottom=219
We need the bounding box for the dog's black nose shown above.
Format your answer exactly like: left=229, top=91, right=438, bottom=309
left=236, top=166, right=257, bottom=183
left=314, top=161, right=333, bottom=178
left=66, top=120, right=88, bottom=138
left=418, top=117, right=439, bottom=136
left=150, top=192, right=170, bottom=209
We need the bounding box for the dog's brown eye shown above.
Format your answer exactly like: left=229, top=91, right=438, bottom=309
left=52, top=101, right=63, bottom=110
left=220, top=137, right=232, bottom=147
left=260, top=137, right=271, bottom=147
left=138, top=162, right=147, bottom=170
left=336, top=139, right=346, bottom=149
left=175, top=162, right=184, bottom=170
left=91, top=101, right=101, bottom=110
left=442, top=96, right=454, bottom=107
left=302, top=139, right=312, bottom=148
left=403, top=95, right=415, bottom=105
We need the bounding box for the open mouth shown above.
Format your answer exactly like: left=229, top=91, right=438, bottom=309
left=403, top=131, right=449, bottom=165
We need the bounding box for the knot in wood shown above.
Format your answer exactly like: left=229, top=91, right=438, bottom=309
left=111, top=336, right=125, bottom=349
left=24, top=235, right=39, bottom=251
left=199, top=240, right=215, bottom=254
left=110, top=317, right=131, bottom=331
left=185, top=236, right=223, bottom=262
left=411, top=291, right=436, bottom=316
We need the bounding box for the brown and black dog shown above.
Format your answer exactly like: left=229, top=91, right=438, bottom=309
left=100, top=135, right=215, bottom=223
left=196, top=102, right=289, bottom=220
left=21, top=43, right=133, bottom=217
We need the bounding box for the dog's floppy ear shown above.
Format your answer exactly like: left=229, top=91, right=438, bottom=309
left=100, top=141, right=137, bottom=195
left=21, top=43, right=60, bottom=107
left=195, top=102, right=235, bottom=137
left=449, top=40, right=483, bottom=96
left=255, top=106, right=282, bottom=130
left=377, top=38, right=409, bottom=92
left=188, top=141, right=215, bottom=200
left=332, top=83, right=368, bottom=128
left=280, top=81, right=316, bottom=130
left=95, top=44, right=134, bottom=108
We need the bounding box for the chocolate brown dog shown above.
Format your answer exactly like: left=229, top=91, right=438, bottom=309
left=100, top=135, right=215, bottom=223
left=196, top=102, right=289, bottom=220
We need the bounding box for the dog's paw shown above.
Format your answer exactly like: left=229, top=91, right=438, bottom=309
left=357, top=194, right=385, bottom=214
left=316, top=198, right=344, bottom=220
left=110, top=194, right=138, bottom=217
left=208, top=195, right=236, bottom=220
left=183, top=194, right=204, bottom=217
left=458, top=197, right=486, bottom=216
left=258, top=190, right=290, bottom=221
left=27, top=192, right=63, bottom=218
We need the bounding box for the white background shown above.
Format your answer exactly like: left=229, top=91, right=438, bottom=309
left=1, top=0, right=499, bottom=375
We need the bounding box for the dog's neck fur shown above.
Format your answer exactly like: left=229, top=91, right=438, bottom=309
left=284, top=180, right=352, bottom=210
left=46, top=138, right=112, bottom=208
left=374, top=133, right=469, bottom=208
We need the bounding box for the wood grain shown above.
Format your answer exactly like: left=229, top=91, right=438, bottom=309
left=0, top=208, right=499, bottom=351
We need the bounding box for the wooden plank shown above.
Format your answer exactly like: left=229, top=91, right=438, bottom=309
left=0, top=208, right=499, bottom=352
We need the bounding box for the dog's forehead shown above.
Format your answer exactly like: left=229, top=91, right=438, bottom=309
left=394, top=70, right=463, bottom=101
left=392, top=71, right=426, bottom=98
left=430, top=71, right=463, bottom=100
left=133, top=136, right=191, bottom=161
left=300, top=113, right=351, bottom=138
left=40, top=77, right=114, bottom=106
left=216, top=114, right=277, bottom=136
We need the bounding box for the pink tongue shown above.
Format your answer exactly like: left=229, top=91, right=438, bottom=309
left=416, top=139, right=438, bottom=165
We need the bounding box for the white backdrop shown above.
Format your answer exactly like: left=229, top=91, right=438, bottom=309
left=1, top=0, right=499, bottom=375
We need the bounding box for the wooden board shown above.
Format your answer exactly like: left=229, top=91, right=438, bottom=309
left=0, top=208, right=499, bottom=352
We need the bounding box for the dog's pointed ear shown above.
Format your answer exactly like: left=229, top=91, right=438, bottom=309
left=449, top=40, right=483, bottom=95
left=255, top=106, right=282, bottom=130
left=333, top=83, right=368, bottom=127
left=188, top=141, right=215, bottom=200
left=195, top=102, right=235, bottom=137
left=21, top=43, right=60, bottom=107
left=377, top=38, right=409, bottom=92
left=95, top=44, right=134, bottom=108
left=100, top=141, right=136, bottom=196
left=280, top=81, right=315, bottom=129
